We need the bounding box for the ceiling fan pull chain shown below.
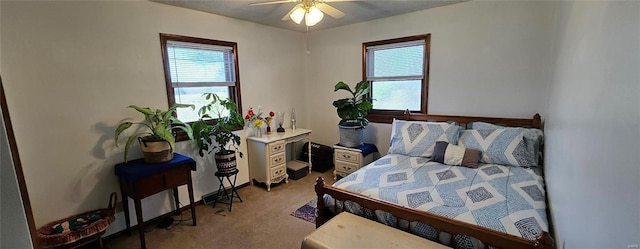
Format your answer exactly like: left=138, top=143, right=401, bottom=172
left=306, top=26, right=311, bottom=54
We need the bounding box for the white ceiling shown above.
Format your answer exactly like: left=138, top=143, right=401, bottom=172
left=151, top=0, right=467, bottom=33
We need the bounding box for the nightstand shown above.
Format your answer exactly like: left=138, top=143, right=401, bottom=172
left=333, top=143, right=378, bottom=179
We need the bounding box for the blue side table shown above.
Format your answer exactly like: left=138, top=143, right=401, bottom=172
left=115, top=153, right=197, bottom=249
left=333, top=143, right=379, bottom=179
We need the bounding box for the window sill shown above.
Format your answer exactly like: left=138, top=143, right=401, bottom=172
left=367, top=111, right=426, bottom=124
left=173, top=121, right=243, bottom=143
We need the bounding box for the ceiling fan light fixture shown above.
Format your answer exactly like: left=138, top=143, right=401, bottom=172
left=290, top=6, right=306, bottom=24
left=305, top=6, right=324, bottom=26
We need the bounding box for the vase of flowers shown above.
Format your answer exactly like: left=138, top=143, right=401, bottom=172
left=245, top=107, right=274, bottom=137
left=265, top=111, right=275, bottom=135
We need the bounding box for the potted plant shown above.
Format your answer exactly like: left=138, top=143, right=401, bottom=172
left=191, top=93, right=245, bottom=174
left=333, top=80, right=373, bottom=147
left=114, top=104, right=194, bottom=163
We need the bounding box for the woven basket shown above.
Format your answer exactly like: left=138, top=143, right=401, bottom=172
left=138, top=138, right=173, bottom=163
left=37, top=193, right=117, bottom=248
left=215, top=152, right=238, bottom=174
left=338, top=125, right=364, bottom=147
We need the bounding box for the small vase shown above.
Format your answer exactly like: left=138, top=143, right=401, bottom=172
left=256, top=127, right=262, bottom=137
left=267, top=126, right=271, bottom=135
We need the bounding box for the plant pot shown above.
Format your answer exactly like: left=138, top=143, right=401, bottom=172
left=214, top=151, right=237, bottom=174
left=138, top=137, right=173, bottom=163
left=338, top=125, right=364, bottom=147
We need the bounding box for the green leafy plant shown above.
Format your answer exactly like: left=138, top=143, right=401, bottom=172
left=191, top=93, right=245, bottom=157
left=333, top=80, right=373, bottom=127
left=114, top=104, right=194, bottom=162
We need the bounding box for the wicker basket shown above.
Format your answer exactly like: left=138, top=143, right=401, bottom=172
left=215, top=152, right=238, bottom=174
left=37, top=193, right=117, bottom=248
left=338, top=125, right=364, bottom=147
left=138, top=138, right=173, bottom=163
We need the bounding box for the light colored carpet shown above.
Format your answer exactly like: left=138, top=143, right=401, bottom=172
left=107, top=170, right=336, bottom=249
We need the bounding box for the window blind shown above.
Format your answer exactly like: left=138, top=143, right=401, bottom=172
left=366, top=40, right=425, bottom=81
left=166, top=40, right=236, bottom=87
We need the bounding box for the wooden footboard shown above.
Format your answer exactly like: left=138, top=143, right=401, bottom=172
left=315, top=177, right=553, bottom=249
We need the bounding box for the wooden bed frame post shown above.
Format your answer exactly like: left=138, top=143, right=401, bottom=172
left=314, top=177, right=326, bottom=228
left=535, top=232, right=554, bottom=249
left=533, top=113, right=542, bottom=129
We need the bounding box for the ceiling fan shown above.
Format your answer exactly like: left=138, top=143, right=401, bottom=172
left=250, top=0, right=351, bottom=27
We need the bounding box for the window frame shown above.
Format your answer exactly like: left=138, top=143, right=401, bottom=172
left=362, top=34, right=430, bottom=123
left=159, top=33, right=243, bottom=141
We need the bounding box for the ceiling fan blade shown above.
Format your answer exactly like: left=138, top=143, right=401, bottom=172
left=316, top=3, right=345, bottom=19
left=281, top=6, right=297, bottom=21
left=249, top=0, right=297, bottom=6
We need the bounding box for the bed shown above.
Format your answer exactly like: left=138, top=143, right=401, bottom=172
left=315, top=113, right=553, bottom=249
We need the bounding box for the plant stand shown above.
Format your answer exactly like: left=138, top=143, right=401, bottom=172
left=212, top=169, right=243, bottom=211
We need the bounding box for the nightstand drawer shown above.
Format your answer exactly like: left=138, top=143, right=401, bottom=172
left=269, top=153, right=286, bottom=168
left=335, top=149, right=360, bottom=164
left=335, top=160, right=359, bottom=173
left=268, top=141, right=285, bottom=155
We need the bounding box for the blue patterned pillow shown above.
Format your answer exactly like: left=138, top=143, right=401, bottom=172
left=471, top=122, right=544, bottom=166
left=388, top=120, right=461, bottom=157
left=458, top=128, right=537, bottom=167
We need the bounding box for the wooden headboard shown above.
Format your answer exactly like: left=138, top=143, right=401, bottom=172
left=402, top=111, right=542, bottom=129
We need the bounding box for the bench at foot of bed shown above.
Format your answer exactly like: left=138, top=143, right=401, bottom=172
left=302, top=212, right=451, bottom=249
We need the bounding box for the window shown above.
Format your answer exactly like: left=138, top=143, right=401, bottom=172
left=160, top=34, right=242, bottom=123
left=363, top=34, right=430, bottom=123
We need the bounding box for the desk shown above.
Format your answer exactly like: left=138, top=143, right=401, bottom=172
left=246, top=129, right=311, bottom=191
left=115, top=153, right=197, bottom=249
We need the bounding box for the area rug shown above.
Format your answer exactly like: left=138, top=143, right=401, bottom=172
left=290, top=198, right=317, bottom=223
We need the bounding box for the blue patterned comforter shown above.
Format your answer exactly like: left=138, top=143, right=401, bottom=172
left=327, top=154, right=549, bottom=248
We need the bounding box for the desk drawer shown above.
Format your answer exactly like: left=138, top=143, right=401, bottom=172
left=268, top=141, right=285, bottom=155
left=269, top=153, right=286, bottom=168
left=270, top=165, right=286, bottom=180
left=164, top=166, right=190, bottom=187
left=335, top=150, right=360, bottom=164
left=135, top=166, right=189, bottom=198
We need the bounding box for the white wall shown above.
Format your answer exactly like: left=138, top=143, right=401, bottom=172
left=304, top=1, right=557, bottom=153
left=0, top=0, right=305, bottom=232
left=1, top=105, right=34, bottom=249
left=544, top=1, right=640, bottom=248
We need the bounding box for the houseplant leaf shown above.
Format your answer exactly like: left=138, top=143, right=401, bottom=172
left=128, top=105, right=155, bottom=116
left=124, top=132, right=146, bottom=162
left=114, top=122, right=133, bottom=146
left=334, top=81, right=353, bottom=94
